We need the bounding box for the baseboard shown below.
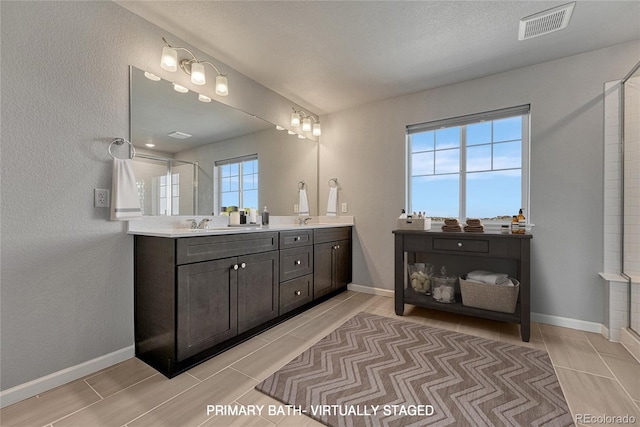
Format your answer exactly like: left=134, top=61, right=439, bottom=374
left=531, top=312, right=602, bottom=334
left=347, top=283, right=394, bottom=298
left=0, top=345, right=134, bottom=409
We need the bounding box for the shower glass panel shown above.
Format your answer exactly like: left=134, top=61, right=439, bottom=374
left=132, top=156, right=197, bottom=216
left=622, top=63, right=640, bottom=335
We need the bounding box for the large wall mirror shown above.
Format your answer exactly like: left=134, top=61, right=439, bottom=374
left=129, top=66, right=318, bottom=216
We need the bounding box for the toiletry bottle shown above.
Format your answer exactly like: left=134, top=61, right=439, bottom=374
left=262, top=206, right=269, bottom=226
left=511, top=215, right=519, bottom=234
left=517, top=208, right=526, bottom=234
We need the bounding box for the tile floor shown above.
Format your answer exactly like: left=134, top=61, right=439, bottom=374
left=1, top=291, right=639, bottom=427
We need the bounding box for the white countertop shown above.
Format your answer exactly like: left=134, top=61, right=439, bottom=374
left=127, top=221, right=353, bottom=238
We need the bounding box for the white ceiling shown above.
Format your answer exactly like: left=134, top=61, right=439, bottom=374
left=118, top=1, right=640, bottom=116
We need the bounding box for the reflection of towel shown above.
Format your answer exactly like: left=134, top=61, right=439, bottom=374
left=298, top=188, right=310, bottom=216
left=326, top=187, right=338, bottom=217
left=467, top=270, right=511, bottom=285
left=111, top=158, right=142, bottom=221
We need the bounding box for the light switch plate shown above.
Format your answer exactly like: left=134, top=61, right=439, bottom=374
left=294, top=203, right=299, bottom=213
left=341, top=202, right=348, bottom=213
left=94, top=189, right=109, bottom=207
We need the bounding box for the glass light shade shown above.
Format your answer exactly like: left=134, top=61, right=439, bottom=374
left=313, top=123, right=322, bottom=136
left=215, top=75, right=229, bottom=96
left=291, top=112, right=301, bottom=127
left=161, top=46, right=178, bottom=72
left=173, top=83, right=188, bottom=93
left=198, top=93, right=212, bottom=102
left=190, top=62, right=206, bottom=85
left=144, top=72, right=161, bottom=81
left=302, top=118, right=312, bottom=132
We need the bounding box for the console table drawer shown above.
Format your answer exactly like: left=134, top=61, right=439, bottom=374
left=433, top=238, right=490, bottom=253
left=280, top=274, right=313, bottom=314
left=280, top=230, right=313, bottom=249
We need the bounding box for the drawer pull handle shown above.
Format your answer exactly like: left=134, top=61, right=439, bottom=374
left=233, top=264, right=239, bottom=270
left=241, top=262, right=246, bottom=269
left=295, top=290, right=301, bottom=296
left=457, top=242, right=463, bottom=247
left=295, top=260, right=301, bottom=265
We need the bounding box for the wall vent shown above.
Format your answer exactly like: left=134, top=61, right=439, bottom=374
left=518, top=2, right=575, bottom=40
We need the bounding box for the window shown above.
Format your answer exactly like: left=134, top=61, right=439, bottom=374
left=157, top=173, right=180, bottom=215
left=407, top=105, right=530, bottom=223
left=215, top=155, right=259, bottom=212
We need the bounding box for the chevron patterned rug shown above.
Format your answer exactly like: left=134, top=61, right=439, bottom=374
left=256, top=312, right=574, bottom=427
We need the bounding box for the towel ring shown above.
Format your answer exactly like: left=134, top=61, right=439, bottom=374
left=328, top=178, right=338, bottom=188
left=109, top=138, right=136, bottom=160
left=298, top=181, right=306, bottom=190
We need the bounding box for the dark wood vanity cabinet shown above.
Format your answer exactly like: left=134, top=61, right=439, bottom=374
left=134, top=226, right=351, bottom=377
left=314, top=228, right=352, bottom=299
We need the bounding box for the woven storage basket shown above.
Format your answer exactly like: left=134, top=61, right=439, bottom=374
left=397, top=218, right=431, bottom=230
left=459, top=276, right=519, bottom=314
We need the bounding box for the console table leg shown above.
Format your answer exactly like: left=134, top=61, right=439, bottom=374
left=521, top=323, right=530, bottom=342
left=394, top=233, right=404, bottom=316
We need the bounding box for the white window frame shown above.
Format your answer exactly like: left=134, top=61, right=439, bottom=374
left=214, top=154, right=259, bottom=213
left=406, top=105, right=530, bottom=224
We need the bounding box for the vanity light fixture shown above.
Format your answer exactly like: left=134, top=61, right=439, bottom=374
left=198, top=93, right=212, bottom=103
left=144, top=72, right=161, bottom=81
left=290, top=108, right=321, bottom=136
left=160, top=37, right=229, bottom=97
left=298, top=134, right=306, bottom=139
left=275, top=125, right=285, bottom=131
left=173, top=83, right=188, bottom=93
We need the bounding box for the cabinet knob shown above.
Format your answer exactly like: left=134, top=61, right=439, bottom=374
left=294, top=236, right=299, bottom=241
left=241, top=262, right=246, bottom=269
left=295, top=290, right=301, bottom=296
left=233, top=264, right=239, bottom=270
left=295, top=260, right=301, bottom=265
left=337, top=245, right=341, bottom=249
left=457, top=242, right=463, bottom=247
left=333, top=245, right=338, bottom=250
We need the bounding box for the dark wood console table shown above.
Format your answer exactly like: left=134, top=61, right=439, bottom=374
left=393, top=230, right=532, bottom=341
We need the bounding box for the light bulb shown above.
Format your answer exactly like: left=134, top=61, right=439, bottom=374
left=144, top=72, right=161, bottom=81
left=190, top=62, right=206, bottom=85
left=198, top=93, right=212, bottom=102
left=161, top=46, right=178, bottom=72
left=302, top=118, right=311, bottom=132
left=215, top=75, right=229, bottom=96
left=313, top=123, right=322, bottom=136
left=291, top=112, right=301, bottom=127
left=173, top=83, right=188, bottom=93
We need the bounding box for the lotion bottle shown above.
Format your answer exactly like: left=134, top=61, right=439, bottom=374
left=261, top=206, right=269, bottom=226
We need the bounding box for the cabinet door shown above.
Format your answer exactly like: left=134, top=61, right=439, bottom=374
left=237, top=251, right=279, bottom=333
left=177, top=258, right=238, bottom=361
left=334, top=239, right=352, bottom=289
left=314, top=241, right=335, bottom=299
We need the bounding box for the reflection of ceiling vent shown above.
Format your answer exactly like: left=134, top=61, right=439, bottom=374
left=167, top=131, right=192, bottom=139
left=518, top=2, right=575, bottom=40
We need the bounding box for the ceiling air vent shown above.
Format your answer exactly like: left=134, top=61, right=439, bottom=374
left=518, top=2, right=575, bottom=41
left=167, top=131, right=192, bottom=139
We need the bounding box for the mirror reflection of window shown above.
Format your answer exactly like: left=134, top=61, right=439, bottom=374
left=215, top=155, right=259, bottom=213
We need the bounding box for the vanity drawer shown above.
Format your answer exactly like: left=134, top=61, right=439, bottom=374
left=280, top=246, right=314, bottom=282
left=279, top=274, right=313, bottom=314
left=176, top=232, right=278, bottom=265
left=279, top=230, right=313, bottom=249
left=314, top=227, right=351, bottom=244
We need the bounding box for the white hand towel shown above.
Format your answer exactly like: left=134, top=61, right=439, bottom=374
left=111, top=158, right=142, bottom=221
left=298, top=188, right=310, bottom=216
left=467, top=270, right=510, bottom=285
left=326, top=186, right=338, bottom=217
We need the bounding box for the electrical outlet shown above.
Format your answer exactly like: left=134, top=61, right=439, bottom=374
left=294, top=203, right=299, bottom=213
left=94, top=188, right=110, bottom=207
left=341, top=202, right=348, bottom=213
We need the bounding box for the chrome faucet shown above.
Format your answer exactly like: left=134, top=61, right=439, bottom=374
left=198, top=218, right=211, bottom=229
left=187, top=219, right=198, bottom=229
left=298, top=217, right=312, bottom=225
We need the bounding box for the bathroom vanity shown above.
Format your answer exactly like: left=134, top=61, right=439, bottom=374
left=132, top=225, right=351, bottom=377
left=393, top=230, right=532, bottom=341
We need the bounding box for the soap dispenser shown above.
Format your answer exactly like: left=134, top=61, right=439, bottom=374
left=261, top=206, right=269, bottom=226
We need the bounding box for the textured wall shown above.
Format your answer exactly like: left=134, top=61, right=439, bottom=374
left=0, top=1, right=315, bottom=391
left=319, top=40, right=640, bottom=324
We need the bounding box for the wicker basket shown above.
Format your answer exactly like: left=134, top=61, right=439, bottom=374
left=460, top=276, right=519, bottom=314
